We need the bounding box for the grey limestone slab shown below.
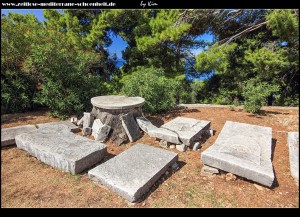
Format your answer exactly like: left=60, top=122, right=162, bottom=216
left=288, top=132, right=299, bottom=182
left=15, top=131, right=107, bottom=174
left=92, top=119, right=111, bottom=142
left=83, top=112, right=94, bottom=128
left=1, top=125, right=38, bottom=147
left=36, top=121, right=80, bottom=133
left=148, top=127, right=180, bottom=144
left=201, top=121, right=274, bottom=187
left=120, top=113, right=140, bottom=142
left=91, top=95, right=145, bottom=110
left=149, top=117, right=210, bottom=146
left=136, top=117, right=158, bottom=133
left=88, top=144, right=178, bottom=202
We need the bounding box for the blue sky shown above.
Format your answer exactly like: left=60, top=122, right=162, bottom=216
left=1, top=9, right=213, bottom=59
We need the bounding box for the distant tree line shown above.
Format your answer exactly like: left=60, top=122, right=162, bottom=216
left=1, top=9, right=298, bottom=118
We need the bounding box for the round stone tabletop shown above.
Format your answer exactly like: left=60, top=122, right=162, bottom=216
left=91, top=95, right=145, bottom=110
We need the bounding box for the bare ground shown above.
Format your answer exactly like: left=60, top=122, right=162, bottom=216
left=1, top=107, right=299, bottom=208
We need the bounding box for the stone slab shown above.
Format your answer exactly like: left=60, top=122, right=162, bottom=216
left=202, top=165, right=219, bottom=174
left=36, top=121, right=80, bottom=133
left=136, top=117, right=158, bottom=133
left=148, top=128, right=180, bottom=144
left=149, top=117, right=210, bottom=146
left=91, top=95, right=145, bottom=110
left=288, top=132, right=299, bottom=182
left=1, top=125, right=38, bottom=147
left=15, top=131, right=107, bottom=174
left=88, top=144, right=178, bottom=202
left=83, top=112, right=94, bottom=128
left=201, top=121, right=274, bottom=187
left=92, top=119, right=111, bottom=142
left=120, top=113, right=140, bottom=142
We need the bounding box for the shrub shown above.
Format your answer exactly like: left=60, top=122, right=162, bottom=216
left=23, top=29, right=104, bottom=119
left=242, top=78, right=279, bottom=113
left=120, top=67, right=176, bottom=114
left=1, top=14, right=39, bottom=113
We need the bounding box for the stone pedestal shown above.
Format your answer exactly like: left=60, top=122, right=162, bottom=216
left=90, top=95, right=145, bottom=145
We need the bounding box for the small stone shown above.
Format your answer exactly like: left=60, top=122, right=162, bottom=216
left=208, top=129, right=214, bottom=137
left=171, top=162, right=179, bottom=170
left=165, top=171, right=169, bottom=175
left=191, top=142, right=201, bottom=151
left=159, top=140, right=168, bottom=149
left=176, top=144, right=187, bottom=152
left=70, top=117, right=78, bottom=124
left=202, top=165, right=219, bottom=174
left=82, top=127, right=92, bottom=136
left=254, top=183, right=264, bottom=191
left=142, top=202, right=146, bottom=207
left=169, top=144, right=176, bottom=149
left=225, top=173, right=237, bottom=181
left=77, top=117, right=84, bottom=126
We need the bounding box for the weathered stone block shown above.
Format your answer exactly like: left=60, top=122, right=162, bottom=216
left=77, top=117, right=84, bottom=126
left=1, top=125, right=38, bottom=147
left=176, top=144, right=187, bottom=152
left=149, top=117, right=210, bottom=146
left=148, top=128, right=180, bottom=144
left=92, top=119, right=111, bottom=142
left=288, top=132, right=299, bottom=182
left=136, top=117, right=158, bottom=133
left=15, top=131, right=107, bottom=174
left=201, top=121, right=275, bottom=187
left=83, top=112, right=94, bottom=128
left=120, top=113, right=140, bottom=142
left=36, top=121, right=80, bottom=133
left=88, top=144, right=178, bottom=202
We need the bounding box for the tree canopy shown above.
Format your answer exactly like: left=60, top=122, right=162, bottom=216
left=1, top=9, right=299, bottom=117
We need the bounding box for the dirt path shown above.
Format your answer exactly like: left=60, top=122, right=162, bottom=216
left=1, top=107, right=299, bottom=207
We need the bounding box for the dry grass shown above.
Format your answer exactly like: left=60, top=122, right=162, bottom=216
left=1, top=107, right=299, bottom=208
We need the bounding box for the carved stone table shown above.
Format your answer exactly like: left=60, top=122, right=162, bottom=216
left=90, top=95, right=145, bottom=145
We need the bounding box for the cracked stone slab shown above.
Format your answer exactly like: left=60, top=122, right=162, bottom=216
left=149, top=117, right=210, bottom=146
left=83, top=112, right=94, bottom=128
left=1, top=125, right=38, bottom=147
left=136, top=117, right=158, bottom=133
left=88, top=144, right=178, bottom=202
left=120, top=113, right=140, bottom=142
left=201, top=121, right=274, bottom=187
left=36, top=121, right=80, bottom=133
left=288, top=132, right=299, bottom=182
left=15, top=131, right=107, bottom=174
left=92, top=119, right=111, bottom=142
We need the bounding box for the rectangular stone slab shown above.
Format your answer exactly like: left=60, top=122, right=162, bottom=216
left=15, top=131, right=107, bottom=174
left=36, top=121, right=80, bottom=133
left=149, top=117, right=210, bottom=146
left=148, top=127, right=180, bottom=144
left=1, top=125, right=38, bottom=147
left=136, top=117, right=158, bottom=133
left=120, top=113, right=140, bottom=142
left=288, top=132, right=299, bottom=182
left=201, top=121, right=274, bottom=187
left=88, top=144, right=178, bottom=202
